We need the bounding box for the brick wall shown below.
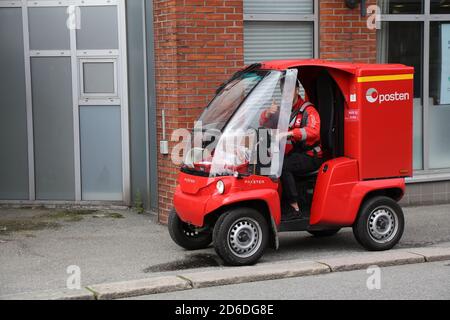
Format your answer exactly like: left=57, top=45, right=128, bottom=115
left=153, top=0, right=244, bottom=223
left=319, top=0, right=377, bottom=63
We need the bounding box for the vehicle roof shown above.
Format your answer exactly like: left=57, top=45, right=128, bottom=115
left=260, top=59, right=414, bottom=76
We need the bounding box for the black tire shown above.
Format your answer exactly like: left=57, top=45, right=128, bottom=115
left=213, top=207, right=269, bottom=266
left=308, top=229, right=341, bottom=237
left=353, top=196, right=404, bottom=251
left=168, top=209, right=212, bottom=251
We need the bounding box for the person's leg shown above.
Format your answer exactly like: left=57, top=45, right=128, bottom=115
left=281, top=169, right=298, bottom=208
left=281, top=153, right=305, bottom=212
left=282, top=153, right=323, bottom=214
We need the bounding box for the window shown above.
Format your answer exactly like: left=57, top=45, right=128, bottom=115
left=80, top=106, right=123, bottom=201
left=429, top=22, right=450, bottom=169
left=244, top=0, right=313, bottom=14
left=31, top=57, right=75, bottom=200
left=0, top=6, right=29, bottom=200
left=243, top=0, right=316, bottom=65
left=379, top=0, right=424, bottom=14
left=244, top=21, right=313, bottom=64
left=76, top=6, right=119, bottom=50
left=431, top=0, right=450, bottom=14
left=28, top=7, right=70, bottom=50
left=79, top=59, right=118, bottom=99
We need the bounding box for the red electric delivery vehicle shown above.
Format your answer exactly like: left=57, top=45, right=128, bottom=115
left=168, top=60, right=414, bottom=266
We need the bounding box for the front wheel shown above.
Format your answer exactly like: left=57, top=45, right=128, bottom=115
left=168, top=209, right=212, bottom=251
left=213, top=207, right=269, bottom=266
left=353, top=196, right=404, bottom=251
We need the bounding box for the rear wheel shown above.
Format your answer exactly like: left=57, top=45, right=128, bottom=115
left=168, top=209, right=212, bottom=251
left=353, top=196, right=404, bottom=251
left=213, top=207, right=269, bottom=266
left=308, top=229, right=341, bottom=237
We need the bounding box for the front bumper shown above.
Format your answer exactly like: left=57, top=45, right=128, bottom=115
left=173, top=172, right=281, bottom=227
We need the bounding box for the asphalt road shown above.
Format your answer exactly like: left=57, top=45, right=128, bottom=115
left=1, top=204, right=450, bottom=296
left=132, top=260, right=450, bottom=300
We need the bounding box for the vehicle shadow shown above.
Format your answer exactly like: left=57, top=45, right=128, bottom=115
left=262, top=229, right=365, bottom=262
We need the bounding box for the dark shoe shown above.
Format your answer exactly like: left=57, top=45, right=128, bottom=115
left=283, top=205, right=302, bottom=221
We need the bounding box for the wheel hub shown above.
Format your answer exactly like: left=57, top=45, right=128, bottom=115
left=228, top=218, right=262, bottom=258
left=367, top=207, right=398, bottom=243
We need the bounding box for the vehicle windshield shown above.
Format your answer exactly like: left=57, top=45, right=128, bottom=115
left=199, top=69, right=269, bottom=131
left=183, top=68, right=298, bottom=178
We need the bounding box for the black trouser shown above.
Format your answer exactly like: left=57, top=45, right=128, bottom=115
left=281, top=152, right=323, bottom=203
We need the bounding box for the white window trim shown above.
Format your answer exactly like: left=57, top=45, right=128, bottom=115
left=78, top=58, right=119, bottom=100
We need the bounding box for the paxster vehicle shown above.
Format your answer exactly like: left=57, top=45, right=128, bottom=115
left=168, top=60, right=414, bottom=266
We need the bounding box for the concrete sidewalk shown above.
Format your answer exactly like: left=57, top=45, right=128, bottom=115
left=1, top=204, right=450, bottom=298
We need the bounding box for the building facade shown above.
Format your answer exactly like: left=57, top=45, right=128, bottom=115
left=1, top=0, right=450, bottom=223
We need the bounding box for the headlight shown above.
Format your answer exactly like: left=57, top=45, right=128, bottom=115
left=216, top=180, right=225, bottom=194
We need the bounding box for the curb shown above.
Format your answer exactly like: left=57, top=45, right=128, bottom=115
left=180, top=261, right=330, bottom=290
left=0, top=288, right=95, bottom=301
left=87, top=276, right=191, bottom=300
left=2, top=246, right=450, bottom=300
left=406, top=247, right=450, bottom=262
left=316, top=251, right=425, bottom=272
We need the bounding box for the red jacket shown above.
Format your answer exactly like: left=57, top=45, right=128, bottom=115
left=260, top=96, right=323, bottom=158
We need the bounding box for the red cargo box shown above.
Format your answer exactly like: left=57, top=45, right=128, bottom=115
left=349, top=65, right=414, bottom=180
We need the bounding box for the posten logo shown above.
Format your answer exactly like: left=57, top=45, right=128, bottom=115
left=366, top=88, right=379, bottom=103
left=366, top=88, right=410, bottom=104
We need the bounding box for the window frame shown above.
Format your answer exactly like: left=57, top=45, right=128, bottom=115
left=79, top=58, right=119, bottom=101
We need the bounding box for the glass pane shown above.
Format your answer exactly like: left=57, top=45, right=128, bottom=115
left=429, top=22, right=450, bottom=169
left=431, top=0, right=450, bottom=14
left=378, top=22, right=423, bottom=169
left=0, top=8, right=29, bottom=200
left=31, top=57, right=75, bottom=200
left=80, top=106, right=123, bottom=201
left=83, top=62, right=115, bottom=94
left=28, top=7, right=70, bottom=50
left=77, top=6, right=118, bottom=50
left=209, top=71, right=286, bottom=177
left=378, top=0, right=424, bottom=14
left=199, top=70, right=268, bottom=131
left=244, top=21, right=313, bottom=65
left=244, top=0, right=313, bottom=14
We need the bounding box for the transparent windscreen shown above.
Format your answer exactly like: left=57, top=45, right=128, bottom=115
left=184, top=69, right=298, bottom=178
left=199, top=70, right=269, bottom=131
